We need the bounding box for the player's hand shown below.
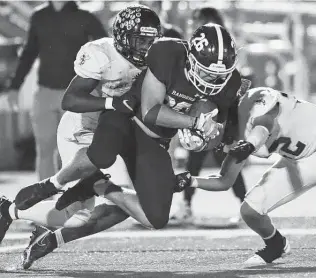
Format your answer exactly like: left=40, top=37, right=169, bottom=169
left=174, top=171, right=192, bottom=193
left=239, top=78, right=252, bottom=97
left=228, top=140, right=255, bottom=163
left=193, top=109, right=223, bottom=139
left=105, top=95, right=139, bottom=116
left=6, top=89, right=19, bottom=112
left=178, top=128, right=207, bottom=152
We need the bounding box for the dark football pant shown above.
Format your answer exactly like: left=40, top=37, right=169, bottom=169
left=184, top=149, right=246, bottom=206
left=87, top=111, right=175, bottom=229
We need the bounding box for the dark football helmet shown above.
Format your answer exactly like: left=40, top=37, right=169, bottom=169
left=113, top=4, right=161, bottom=67
left=186, top=23, right=237, bottom=96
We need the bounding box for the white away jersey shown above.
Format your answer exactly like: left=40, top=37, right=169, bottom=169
left=239, top=88, right=316, bottom=160
left=71, top=37, right=142, bottom=132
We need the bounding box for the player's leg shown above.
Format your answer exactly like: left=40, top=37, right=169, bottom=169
left=131, top=124, right=176, bottom=229
left=240, top=158, right=291, bottom=265
left=22, top=203, right=129, bottom=269
left=240, top=153, right=316, bottom=264
left=57, top=121, right=176, bottom=229
left=14, top=112, right=113, bottom=210
left=93, top=123, right=175, bottom=229
left=0, top=193, right=96, bottom=244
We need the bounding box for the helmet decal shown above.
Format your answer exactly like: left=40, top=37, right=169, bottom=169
left=187, top=23, right=237, bottom=96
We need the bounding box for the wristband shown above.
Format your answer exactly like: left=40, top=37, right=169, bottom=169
left=104, top=98, right=114, bottom=110
left=191, top=177, right=198, bottom=188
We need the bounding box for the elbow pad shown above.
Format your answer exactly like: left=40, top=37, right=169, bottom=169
left=246, top=125, right=269, bottom=150
left=143, top=104, right=162, bottom=125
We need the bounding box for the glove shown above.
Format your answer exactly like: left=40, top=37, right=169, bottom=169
left=174, top=171, right=192, bottom=193
left=239, top=78, right=252, bottom=97
left=193, top=109, right=223, bottom=140
left=228, top=140, right=255, bottom=163
left=178, top=128, right=207, bottom=152
left=105, top=94, right=139, bottom=116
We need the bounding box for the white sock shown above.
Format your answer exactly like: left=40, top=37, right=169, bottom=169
left=8, top=204, right=18, bottom=220
left=262, top=228, right=276, bottom=240
left=54, top=228, right=65, bottom=247
left=50, top=175, right=63, bottom=189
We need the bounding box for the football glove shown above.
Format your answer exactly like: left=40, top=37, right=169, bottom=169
left=228, top=140, right=255, bottom=163
left=105, top=94, right=139, bottom=116
left=193, top=109, right=223, bottom=140
left=178, top=128, right=207, bottom=152
left=174, top=171, right=192, bottom=193
left=239, top=78, right=252, bottom=97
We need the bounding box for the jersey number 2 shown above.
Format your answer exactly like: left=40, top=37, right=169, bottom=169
left=268, top=137, right=306, bottom=158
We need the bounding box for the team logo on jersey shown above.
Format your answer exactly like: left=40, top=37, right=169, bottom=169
left=79, top=53, right=90, bottom=66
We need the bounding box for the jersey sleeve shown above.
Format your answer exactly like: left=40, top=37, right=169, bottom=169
left=238, top=87, right=279, bottom=143
left=74, top=42, right=109, bottom=80
left=243, top=87, right=279, bottom=118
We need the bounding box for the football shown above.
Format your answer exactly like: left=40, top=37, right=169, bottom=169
left=188, top=99, right=218, bottom=119
left=178, top=99, right=220, bottom=152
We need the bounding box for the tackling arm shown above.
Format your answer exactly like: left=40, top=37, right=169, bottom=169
left=176, top=112, right=275, bottom=192
left=141, top=68, right=196, bottom=129
left=192, top=154, right=246, bottom=191
left=62, top=75, right=104, bottom=113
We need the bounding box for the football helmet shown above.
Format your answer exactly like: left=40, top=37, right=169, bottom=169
left=113, top=4, right=161, bottom=67
left=186, top=23, right=237, bottom=96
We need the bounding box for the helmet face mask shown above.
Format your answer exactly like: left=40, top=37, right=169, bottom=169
left=113, top=5, right=161, bottom=67
left=187, top=23, right=237, bottom=97
left=127, top=34, right=157, bottom=65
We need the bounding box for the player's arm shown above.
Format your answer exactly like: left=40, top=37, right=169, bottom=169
left=62, top=43, right=136, bottom=114
left=174, top=153, right=245, bottom=193
left=196, top=112, right=275, bottom=190
left=62, top=75, right=105, bottom=112
left=194, top=154, right=246, bottom=191
left=175, top=112, right=275, bottom=192
left=141, top=68, right=196, bottom=129
left=62, top=42, right=110, bottom=113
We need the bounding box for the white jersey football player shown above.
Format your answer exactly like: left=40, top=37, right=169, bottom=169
left=0, top=4, right=161, bottom=255
left=176, top=87, right=316, bottom=265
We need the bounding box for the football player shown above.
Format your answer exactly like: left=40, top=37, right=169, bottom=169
left=170, top=5, right=248, bottom=226
left=0, top=3, right=161, bottom=251
left=44, top=23, right=242, bottom=230
left=0, top=23, right=243, bottom=269
left=176, top=87, right=316, bottom=265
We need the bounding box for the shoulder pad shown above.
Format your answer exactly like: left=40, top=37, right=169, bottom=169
left=149, top=37, right=187, bottom=55
left=74, top=39, right=110, bottom=80
left=240, top=87, right=280, bottom=118
left=146, top=38, right=187, bottom=83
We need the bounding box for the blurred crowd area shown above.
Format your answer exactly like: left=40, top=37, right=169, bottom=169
left=0, top=0, right=315, bottom=170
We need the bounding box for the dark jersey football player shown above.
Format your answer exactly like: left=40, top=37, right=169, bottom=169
left=66, top=23, right=241, bottom=228
left=170, top=6, right=247, bottom=226
left=3, top=23, right=243, bottom=268
left=51, top=23, right=242, bottom=229
left=14, top=24, right=241, bottom=233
